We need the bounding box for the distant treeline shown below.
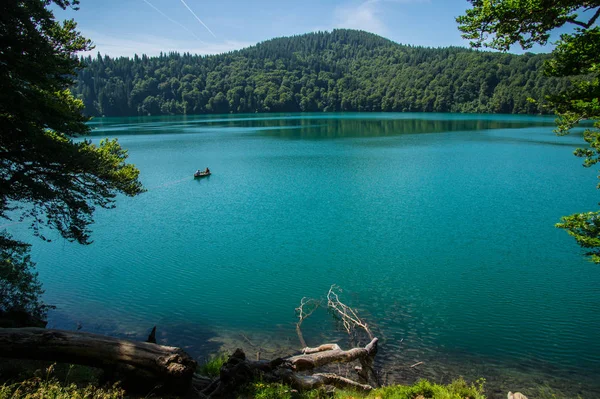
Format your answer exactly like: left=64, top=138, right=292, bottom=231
left=72, top=29, right=568, bottom=117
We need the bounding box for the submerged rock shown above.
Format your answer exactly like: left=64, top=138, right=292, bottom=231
left=508, top=392, right=528, bottom=399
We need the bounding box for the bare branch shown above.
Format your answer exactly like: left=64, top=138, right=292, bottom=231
left=302, top=343, right=340, bottom=354
left=295, top=297, right=320, bottom=348
left=280, top=370, right=373, bottom=391
left=287, top=338, right=378, bottom=372
left=327, top=284, right=373, bottom=340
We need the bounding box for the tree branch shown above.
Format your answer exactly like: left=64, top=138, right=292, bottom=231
left=566, top=7, right=600, bottom=29
left=280, top=370, right=373, bottom=391
left=286, top=338, right=378, bottom=372
left=327, top=284, right=373, bottom=340
left=295, top=297, right=320, bottom=348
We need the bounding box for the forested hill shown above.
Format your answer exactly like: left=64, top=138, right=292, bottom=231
left=72, top=29, right=567, bottom=117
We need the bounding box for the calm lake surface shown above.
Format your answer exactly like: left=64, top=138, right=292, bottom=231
left=15, top=113, right=600, bottom=397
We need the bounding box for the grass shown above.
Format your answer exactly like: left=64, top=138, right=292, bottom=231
left=0, top=379, right=125, bottom=399
left=241, top=378, right=486, bottom=399
left=1, top=361, right=487, bottom=399
left=197, top=353, right=229, bottom=379
left=0, top=365, right=124, bottom=399
left=361, top=378, right=486, bottom=399
left=0, top=373, right=486, bottom=399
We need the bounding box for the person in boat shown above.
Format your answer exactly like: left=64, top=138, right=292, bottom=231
left=205, top=167, right=210, bottom=173
left=196, top=169, right=201, bottom=174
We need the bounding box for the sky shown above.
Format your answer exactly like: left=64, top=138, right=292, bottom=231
left=54, top=0, right=554, bottom=58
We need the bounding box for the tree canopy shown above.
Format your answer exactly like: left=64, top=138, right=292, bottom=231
left=0, top=0, right=144, bottom=322
left=458, top=1, right=600, bottom=262
left=70, top=29, right=567, bottom=117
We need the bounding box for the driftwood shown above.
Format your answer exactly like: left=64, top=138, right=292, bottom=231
left=287, top=338, right=378, bottom=372
left=196, top=339, right=379, bottom=398
left=326, top=285, right=379, bottom=387
left=0, top=327, right=196, bottom=393
left=295, top=297, right=320, bottom=349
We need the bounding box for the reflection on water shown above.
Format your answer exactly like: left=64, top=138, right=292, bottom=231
left=89, top=112, right=556, bottom=139
left=244, top=118, right=554, bottom=139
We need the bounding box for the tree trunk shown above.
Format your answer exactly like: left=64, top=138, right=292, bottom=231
left=0, top=328, right=196, bottom=393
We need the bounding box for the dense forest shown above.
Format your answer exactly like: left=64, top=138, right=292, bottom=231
left=72, top=29, right=568, bottom=117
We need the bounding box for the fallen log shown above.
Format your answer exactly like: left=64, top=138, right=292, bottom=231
left=198, top=339, right=379, bottom=398
left=286, top=338, right=378, bottom=371
left=0, top=327, right=196, bottom=393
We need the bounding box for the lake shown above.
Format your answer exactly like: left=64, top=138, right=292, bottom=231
left=13, top=113, right=600, bottom=398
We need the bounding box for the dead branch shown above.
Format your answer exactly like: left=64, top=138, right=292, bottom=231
left=196, top=341, right=379, bottom=398
left=302, top=343, right=340, bottom=354
left=326, top=285, right=381, bottom=387
left=240, top=333, right=257, bottom=347
left=286, top=338, right=378, bottom=372
left=295, top=297, right=320, bottom=348
left=327, top=284, right=373, bottom=340
left=279, top=370, right=373, bottom=391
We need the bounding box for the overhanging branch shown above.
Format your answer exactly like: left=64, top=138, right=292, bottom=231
left=566, top=7, right=600, bottom=29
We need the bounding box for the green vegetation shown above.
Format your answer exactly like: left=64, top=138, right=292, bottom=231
left=0, top=378, right=124, bottom=399
left=72, top=29, right=566, bottom=117
left=0, top=375, right=484, bottom=399
left=0, top=364, right=121, bottom=399
left=0, top=235, right=51, bottom=326
left=197, top=353, right=228, bottom=378
left=0, top=0, right=144, bottom=324
left=457, top=1, right=600, bottom=262
left=242, top=378, right=485, bottom=399
left=0, top=360, right=487, bottom=399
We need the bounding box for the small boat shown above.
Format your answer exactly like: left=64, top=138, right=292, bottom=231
left=194, top=170, right=211, bottom=178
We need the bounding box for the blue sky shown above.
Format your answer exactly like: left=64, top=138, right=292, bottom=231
left=55, top=0, right=551, bottom=57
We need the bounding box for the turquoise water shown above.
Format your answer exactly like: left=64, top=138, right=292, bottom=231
left=13, top=113, right=600, bottom=397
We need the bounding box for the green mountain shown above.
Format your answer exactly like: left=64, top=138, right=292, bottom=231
left=72, top=29, right=567, bottom=117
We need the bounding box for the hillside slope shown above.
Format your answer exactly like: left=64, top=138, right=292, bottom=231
left=72, top=29, right=566, bottom=117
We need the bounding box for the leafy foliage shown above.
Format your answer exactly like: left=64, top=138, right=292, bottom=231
left=0, top=232, right=52, bottom=325
left=458, top=1, right=600, bottom=262
left=0, top=0, right=145, bottom=323
left=456, top=1, right=599, bottom=51
left=555, top=211, right=600, bottom=262
left=0, top=0, right=145, bottom=245
left=71, top=29, right=566, bottom=117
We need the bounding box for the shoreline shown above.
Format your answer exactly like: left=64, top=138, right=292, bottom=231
left=43, top=311, right=600, bottom=399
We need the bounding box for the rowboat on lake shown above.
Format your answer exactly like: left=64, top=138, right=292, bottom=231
left=194, top=169, right=211, bottom=178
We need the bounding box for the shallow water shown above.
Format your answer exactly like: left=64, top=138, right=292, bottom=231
left=12, top=113, right=600, bottom=397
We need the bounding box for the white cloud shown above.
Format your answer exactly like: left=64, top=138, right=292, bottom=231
left=334, top=1, right=386, bottom=35
left=333, top=0, right=430, bottom=36
left=80, top=31, right=252, bottom=58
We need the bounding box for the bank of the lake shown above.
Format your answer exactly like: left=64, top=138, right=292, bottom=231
left=12, top=113, right=600, bottom=398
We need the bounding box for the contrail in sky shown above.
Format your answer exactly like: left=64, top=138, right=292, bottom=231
left=179, top=0, right=217, bottom=38
left=142, top=0, right=206, bottom=43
